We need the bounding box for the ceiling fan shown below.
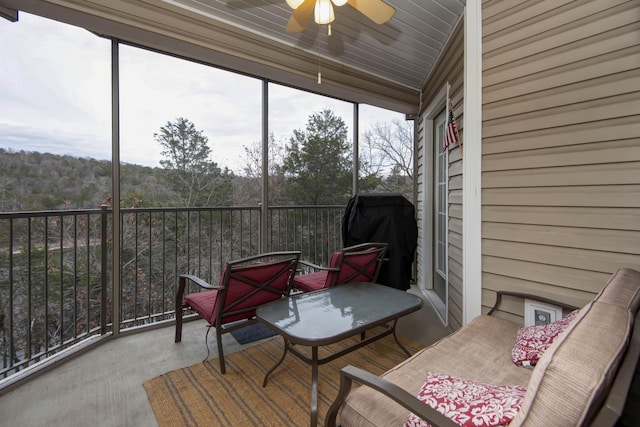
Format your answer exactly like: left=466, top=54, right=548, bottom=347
left=284, top=0, right=396, bottom=33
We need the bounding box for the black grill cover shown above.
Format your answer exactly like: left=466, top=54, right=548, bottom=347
left=342, top=193, right=418, bottom=291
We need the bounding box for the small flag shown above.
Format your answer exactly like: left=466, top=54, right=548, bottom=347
left=443, top=105, right=459, bottom=151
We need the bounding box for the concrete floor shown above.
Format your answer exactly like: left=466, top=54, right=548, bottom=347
left=0, top=286, right=451, bottom=427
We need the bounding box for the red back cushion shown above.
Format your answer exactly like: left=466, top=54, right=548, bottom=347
left=215, top=259, right=292, bottom=324
left=324, top=251, right=343, bottom=288
left=334, top=248, right=380, bottom=285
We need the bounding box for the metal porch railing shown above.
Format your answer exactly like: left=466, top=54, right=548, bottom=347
left=0, top=204, right=344, bottom=379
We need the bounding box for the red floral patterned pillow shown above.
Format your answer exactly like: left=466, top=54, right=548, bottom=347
left=511, top=309, right=579, bottom=367
left=405, top=372, right=526, bottom=427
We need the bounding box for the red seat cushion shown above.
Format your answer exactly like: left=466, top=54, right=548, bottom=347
left=184, top=289, right=220, bottom=324
left=293, top=271, right=329, bottom=292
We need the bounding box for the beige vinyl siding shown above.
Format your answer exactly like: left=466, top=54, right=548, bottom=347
left=417, top=22, right=464, bottom=329
left=481, top=0, right=640, bottom=320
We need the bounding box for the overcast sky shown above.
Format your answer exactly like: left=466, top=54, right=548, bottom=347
left=0, top=12, right=403, bottom=174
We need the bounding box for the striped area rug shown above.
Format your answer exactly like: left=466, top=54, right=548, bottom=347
left=143, top=329, right=424, bottom=426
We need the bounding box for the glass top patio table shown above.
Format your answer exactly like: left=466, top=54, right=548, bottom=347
left=256, top=282, right=423, bottom=427
left=257, top=282, right=423, bottom=345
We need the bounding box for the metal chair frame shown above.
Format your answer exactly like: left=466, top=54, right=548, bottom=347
left=174, top=251, right=300, bottom=373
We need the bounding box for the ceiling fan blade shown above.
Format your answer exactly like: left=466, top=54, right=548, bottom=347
left=286, top=0, right=315, bottom=33
left=347, top=0, right=396, bottom=25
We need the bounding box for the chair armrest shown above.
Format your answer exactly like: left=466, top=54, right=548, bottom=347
left=487, top=290, right=580, bottom=316
left=324, top=365, right=459, bottom=427
left=298, top=259, right=340, bottom=272
left=176, top=274, right=223, bottom=309
left=179, top=274, right=222, bottom=290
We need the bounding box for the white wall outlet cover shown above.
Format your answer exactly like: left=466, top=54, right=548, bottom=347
left=524, top=299, right=563, bottom=327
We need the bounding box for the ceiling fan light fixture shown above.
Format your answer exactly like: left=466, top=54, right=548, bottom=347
left=314, top=0, right=335, bottom=25
left=285, top=0, right=305, bottom=9
left=284, top=0, right=395, bottom=33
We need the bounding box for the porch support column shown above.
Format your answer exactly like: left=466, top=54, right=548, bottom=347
left=352, top=103, right=359, bottom=195
left=462, top=1, right=482, bottom=324
left=111, top=39, right=121, bottom=335
left=260, top=80, right=269, bottom=253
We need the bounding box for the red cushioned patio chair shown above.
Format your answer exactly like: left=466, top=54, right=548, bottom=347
left=292, top=242, right=387, bottom=293
left=174, top=251, right=300, bottom=374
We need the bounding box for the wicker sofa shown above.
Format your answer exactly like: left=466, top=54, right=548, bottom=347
left=325, top=268, right=640, bottom=427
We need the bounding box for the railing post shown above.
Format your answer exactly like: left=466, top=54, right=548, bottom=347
left=100, top=205, right=108, bottom=335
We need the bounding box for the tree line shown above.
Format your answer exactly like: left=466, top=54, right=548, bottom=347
left=0, top=109, right=413, bottom=212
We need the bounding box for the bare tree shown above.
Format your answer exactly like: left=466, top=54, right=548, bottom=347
left=239, top=133, right=289, bottom=205
left=361, top=118, right=414, bottom=199
left=362, top=118, right=413, bottom=178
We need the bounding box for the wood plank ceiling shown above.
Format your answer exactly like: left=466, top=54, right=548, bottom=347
left=0, top=0, right=465, bottom=114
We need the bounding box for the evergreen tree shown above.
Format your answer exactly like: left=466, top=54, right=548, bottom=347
left=155, top=117, right=233, bottom=207
left=282, top=109, right=352, bottom=205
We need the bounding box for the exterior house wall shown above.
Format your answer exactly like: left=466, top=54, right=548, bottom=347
left=481, top=0, right=640, bottom=322
left=418, top=0, right=640, bottom=327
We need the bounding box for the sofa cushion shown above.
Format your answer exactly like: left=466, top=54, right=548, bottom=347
left=338, top=315, right=532, bottom=427
left=511, top=309, right=579, bottom=367
left=509, top=301, right=632, bottom=427
left=595, top=268, right=640, bottom=313
left=405, top=372, right=526, bottom=427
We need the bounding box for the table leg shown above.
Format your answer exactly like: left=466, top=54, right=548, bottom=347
left=310, top=346, right=319, bottom=427
left=392, top=319, right=412, bottom=357
left=262, top=337, right=289, bottom=387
